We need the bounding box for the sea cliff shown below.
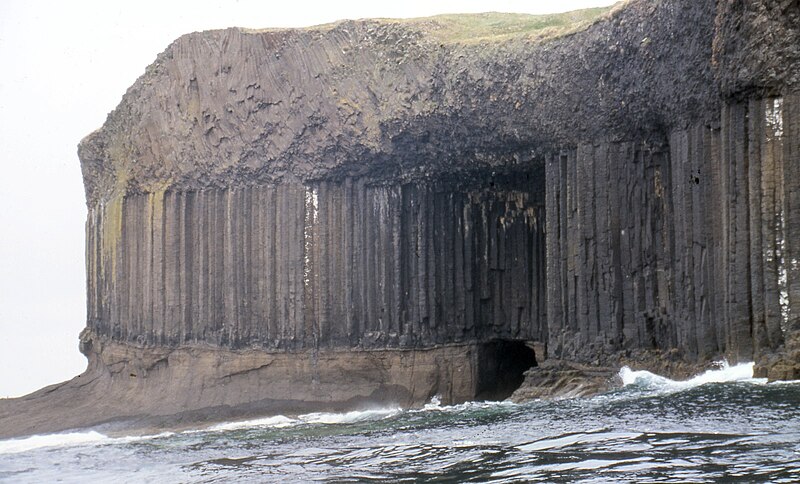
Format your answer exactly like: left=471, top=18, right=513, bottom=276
left=1, top=0, right=799, bottom=438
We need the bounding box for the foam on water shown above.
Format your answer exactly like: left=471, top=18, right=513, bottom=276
left=1, top=376, right=797, bottom=481
left=0, top=399, right=504, bottom=453
left=0, top=430, right=108, bottom=454
left=0, top=430, right=177, bottom=455
left=208, top=415, right=297, bottom=431
left=298, top=407, right=402, bottom=425
left=619, top=361, right=766, bottom=392
left=207, top=407, right=402, bottom=432
left=417, top=395, right=517, bottom=413
left=4, top=363, right=791, bottom=458
left=207, top=397, right=515, bottom=433
left=423, top=395, right=443, bottom=410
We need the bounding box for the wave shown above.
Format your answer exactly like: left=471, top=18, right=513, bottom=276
left=208, top=415, right=297, bottom=431
left=417, top=395, right=517, bottom=413
left=208, top=407, right=402, bottom=432
left=767, top=378, right=800, bottom=385
left=0, top=430, right=176, bottom=455
left=618, top=361, right=766, bottom=392
left=6, top=363, right=783, bottom=454
left=299, top=407, right=402, bottom=425
left=516, top=428, right=644, bottom=452
left=0, top=430, right=108, bottom=454
left=207, top=397, right=517, bottom=433
left=0, top=398, right=504, bottom=453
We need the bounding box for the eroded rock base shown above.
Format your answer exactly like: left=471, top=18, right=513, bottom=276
left=755, top=334, right=800, bottom=381
left=0, top=332, right=534, bottom=439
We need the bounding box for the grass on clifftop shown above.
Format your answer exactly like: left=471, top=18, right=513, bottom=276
left=392, top=6, right=619, bottom=44
left=244, top=3, right=621, bottom=44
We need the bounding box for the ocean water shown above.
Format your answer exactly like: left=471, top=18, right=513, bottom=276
left=1, top=363, right=799, bottom=483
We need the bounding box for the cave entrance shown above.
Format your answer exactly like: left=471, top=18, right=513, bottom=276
left=475, top=340, right=538, bottom=401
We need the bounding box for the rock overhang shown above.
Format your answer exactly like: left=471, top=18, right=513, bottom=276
left=78, top=0, right=726, bottom=207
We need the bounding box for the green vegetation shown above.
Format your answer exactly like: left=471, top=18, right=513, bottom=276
left=244, top=3, right=623, bottom=45
left=386, top=6, right=619, bottom=44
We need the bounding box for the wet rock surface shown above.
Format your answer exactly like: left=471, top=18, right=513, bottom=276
left=510, top=361, right=618, bottom=400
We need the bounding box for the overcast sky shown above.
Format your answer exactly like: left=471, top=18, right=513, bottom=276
left=0, top=0, right=616, bottom=398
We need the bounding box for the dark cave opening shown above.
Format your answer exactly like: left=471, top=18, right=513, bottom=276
left=475, top=340, right=538, bottom=401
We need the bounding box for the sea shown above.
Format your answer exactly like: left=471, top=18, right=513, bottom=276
left=1, top=362, right=798, bottom=483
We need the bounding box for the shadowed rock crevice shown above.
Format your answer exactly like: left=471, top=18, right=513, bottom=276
left=475, top=340, right=538, bottom=401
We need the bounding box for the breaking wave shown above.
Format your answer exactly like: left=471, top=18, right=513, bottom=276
left=417, top=395, right=517, bottom=413
left=3, top=362, right=791, bottom=457
left=0, top=430, right=176, bottom=455
left=206, top=395, right=518, bottom=433
left=207, top=407, right=403, bottom=432
left=618, top=361, right=766, bottom=392
left=0, top=431, right=107, bottom=454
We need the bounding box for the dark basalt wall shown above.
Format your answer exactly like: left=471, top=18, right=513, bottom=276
left=546, top=96, right=799, bottom=368
left=73, top=0, right=800, bottom=389
left=86, top=176, right=546, bottom=349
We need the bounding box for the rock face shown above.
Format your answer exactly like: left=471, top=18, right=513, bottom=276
left=84, top=178, right=546, bottom=350
left=545, top=95, right=800, bottom=367
left=2, top=0, right=799, bottom=438
left=0, top=338, right=533, bottom=437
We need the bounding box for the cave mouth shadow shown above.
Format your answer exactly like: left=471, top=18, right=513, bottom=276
left=475, top=340, right=538, bottom=401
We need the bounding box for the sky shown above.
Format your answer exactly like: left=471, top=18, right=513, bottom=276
left=0, top=0, right=616, bottom=398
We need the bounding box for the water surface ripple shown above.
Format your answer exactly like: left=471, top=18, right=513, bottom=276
left=1, top=363, right=798, bottom=483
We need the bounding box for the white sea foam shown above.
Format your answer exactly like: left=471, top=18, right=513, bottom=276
left=208, top=415, right=297, bottom=431
left=416, top=395, right=517, bottom=414
left=424, top=395, right=443, bottom=410
left=205, top=396, right=515, bottom=434
left=0, top=429, right=179, bottom=455
left=207, top=407, right=402, bottom=432
left=619, top=361, right=766, bottom=392
left=124, top=431, right=176, bottom=441
left=0, top=430, right=108, bottom=454
left=298, top=407, right=401, bottom=425
left=767, top=378, right=800, bottom=385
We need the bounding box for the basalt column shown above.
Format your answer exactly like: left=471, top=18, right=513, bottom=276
left=85, top=176, right=546, bottom=352
left=545, top=95, right=799, bottom=368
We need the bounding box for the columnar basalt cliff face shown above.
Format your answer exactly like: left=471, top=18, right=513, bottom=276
left=1, top=0, right=798, bottom=438
left=86, top=178, right=546, bottom=349
left=545, top=96, right=799, bottom=369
